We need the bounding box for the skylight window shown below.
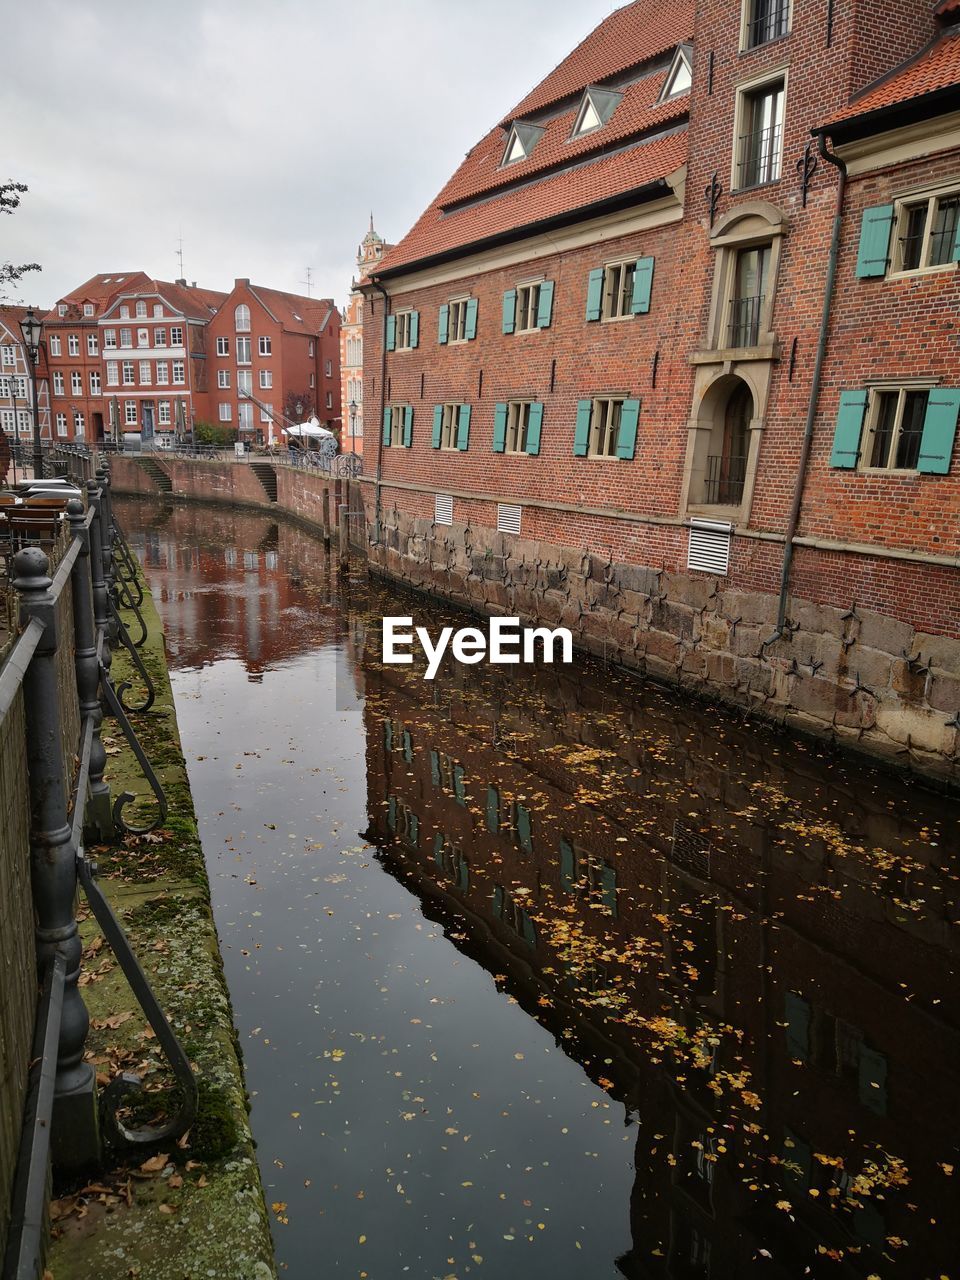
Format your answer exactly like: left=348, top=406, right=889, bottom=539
left=659, top=44, right=693, bottom=102
left=571, top=87, right=623, bottom=139
left=501, top=121, right=546, bottom=167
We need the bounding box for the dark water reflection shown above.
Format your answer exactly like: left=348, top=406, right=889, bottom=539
left=120, top=496, right=960, bottom=1280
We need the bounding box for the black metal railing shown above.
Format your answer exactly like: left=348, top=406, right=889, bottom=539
left=0, top=464, right=195, bottom=1279
left=745, top=0, right=789, bottom=48
left=736, top=123, right=782, bottom=188
left=727, top=294, right=765, bottom=347
left=704, top=454, right=748, bottom=505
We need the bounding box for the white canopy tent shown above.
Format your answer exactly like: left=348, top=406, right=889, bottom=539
left=282, top=416, right=335, bottom=441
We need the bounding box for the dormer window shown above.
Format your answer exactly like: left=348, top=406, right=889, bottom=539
left=659, top=45, right=693, bottom=102
left=571, top=87, right=622, bottom=139
left=501, top=122, right=545, bottom=167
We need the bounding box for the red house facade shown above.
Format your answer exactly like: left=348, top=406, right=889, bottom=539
left=361, top=0, right=960, bottom=784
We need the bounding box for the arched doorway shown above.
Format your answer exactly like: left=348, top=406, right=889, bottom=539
left=688, top=374, right=755, bottom=509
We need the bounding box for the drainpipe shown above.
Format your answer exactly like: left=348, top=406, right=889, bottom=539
left=370, top=277, right=390, bottom=545
left=763, top=130, right=847, bottom=646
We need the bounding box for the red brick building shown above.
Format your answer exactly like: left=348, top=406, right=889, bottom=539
left=97, top=279, right=226, bottom=442
left=361, top=0, right=960, bottom=783
left=205, top=281, right=341, bottom=447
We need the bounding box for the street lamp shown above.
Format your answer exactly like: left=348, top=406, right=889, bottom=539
left=19, top=306, right=43, bottom=478
left=348, top=399, right=357, bottom=458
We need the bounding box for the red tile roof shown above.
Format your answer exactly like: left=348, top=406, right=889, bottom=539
left=246, top=286, right=338, bottom=335
left=58, top=273, right=152, bottom=312
left=378, top=129, right=687, bottom=274
left=823, top=28, right=960, bottom=126
left=376, top=1, right=691, bottom=276
left=438, top=68, right=687, bottom=209
left=505, top=0, right=694, bottom=120
left=152, top=280, right=228, bottom=320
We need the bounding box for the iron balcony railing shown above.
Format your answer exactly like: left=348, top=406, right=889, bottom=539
left=745, top=0, right=790, bottom=48
left=727, top=294, right=765, bottom=348
left=704, top=454, right=748, bottom=506
left=737, top=122, right=782, bottom=188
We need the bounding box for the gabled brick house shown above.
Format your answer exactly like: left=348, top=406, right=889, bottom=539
left=206, top=281, right=341, bottom=446
left=361, top=0, right=960, bottom=781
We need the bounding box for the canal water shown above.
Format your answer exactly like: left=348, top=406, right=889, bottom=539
left=120, top=496, right=960, bottom=1280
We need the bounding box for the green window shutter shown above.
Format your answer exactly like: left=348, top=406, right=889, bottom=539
left=438, top=304, right=449, bottom=345
left=858, top=1045, right=888, bottom=1116
left=453, top=764, right=466, bottom=804
left=387, top=796, right=397, bottom=831
left=402, top=729, right=413, bottom=762
left=383, top=719, right=393, bottom=751
left=408, top=813, right=419, bottom=846
left=526, top=402, right=543, bottom=456
left=457, top=404, right=471, bottom=451
left=560, top=839, right=575, bottom=893
left=402, top=404, right=413, bottom=448
left=918, top=389, right=960, bottom=475
left=492, top=403, right=508, bottom=453
left=784, top=992, right=811, bottom=1062
left=465, top=298, right=478, bottom=340
left=434, top=832, right=444, bottom=866
left=409, top=310, right=420, bottom=348
left=585, top=268, right=604, bottom=322
left=521, top=910, right=536, bottom=948
left=574, top=400, right=592, bottom=456
left=536, top=280, right=555, bottom=328
left=486, top=785, right=500, bottom=833
left=616, top=398, right=640, bottom=460
left=830, top=390, right=868, bottom=468
left=953, top=214, right=960, bottom=263
left=492, top=885, right=504, bottom=917
left=600, top=862, right=617, bottom=916
left=430, top=750, right=441, bottom=786
left=855, top=204, right=895, bottom=278
left=458, top=858, right=470, bottom=892
left=382, top=407, right=392, bottom=447
left=516, top=804, right=532, bottom=853
left=386, top=315, right=396, bottom=351
left=630, top=256, right=655, bottom=314
left=502, top=290, right=517, bottom=335
left=432, top=405, right=443, bottom=449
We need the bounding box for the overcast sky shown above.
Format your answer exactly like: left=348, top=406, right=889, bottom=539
left=3, top=0, right=622, bottom=310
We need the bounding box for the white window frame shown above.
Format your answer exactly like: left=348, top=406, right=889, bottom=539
left=514, top=281, right=543, bottom=333
left=70, top=370, right=82, bottom=395
left=217, top=336, right=229, bottom=357
left=73, top=411, right=85, bottom=436
left=259, top=369, right=272, bottom=389
left=889, top=184, right=960, bottom=277
left=235, top=304, right=251, bottom=332
left=122, top=361, right=135, bottom=386
left=119, top=305, right=130, bottom=320
left=588, top=397, right=626, bottom=459
left=56, top=412, right=68, bottom=437
left=106, top=361, right=119, bottom=387
left=135, top=300, right=147, bottom=318
left=156, top=361, right=169, bottom=385
left=137, top=328, right=149, bottom=348
left=601, top=260, right=638, bottom=322
left=158, top=401, right=171, bottom=425
left=87, top=333, right=99, bottom=356
left=139, top=360, right=152, bottom=385
left=732, top=70, right=787, bottom=191
left=440, top=403, right=464, bottom=451
left=53, top=371, right=65, bottom=395
left=119, top=328, right=132, bottom=348
left=258, top=335, right=272, bottom=357
left=395, top=311, right=415, bottom=351
left=83, top=303, right=95, bottom=317
left=860, top=384, right=935, bottom=473
left=218, top=369, right=230, bottom=389
left=237, top=369, right=252, bottom=396
left=124, top=401, right=138, bottom=426
left=154, top=327, right=167, bottom=346
left=219, top=402, right=232, bottom=422
left=67, top=334, right=80, bottom=356
left=153, top=304, right=163, bottom=319
left=49, top=335, right=62, bottom=357
left=102, top=330, right=116, bottom=350
left=89, top=370, right=101, bottom=395
left=172, top=361, right=185, bottom=386
left=170, top=326, right=184, bottom=346
left=447, top=298, right=471, bottom=344
left=236, top=337, right=251, bottom=365
left=504, top=400, right=535, bottom=454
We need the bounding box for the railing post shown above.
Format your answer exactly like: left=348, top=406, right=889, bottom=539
left=96, top=464, right=119, bottom=645
left=339, top=503, right=350, bottom=569
left=68, top=499, right=113, bottom=841
left=14, top=547, right=100, bottom=1169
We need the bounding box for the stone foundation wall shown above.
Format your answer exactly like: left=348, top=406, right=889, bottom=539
left=366, top=501, right=960, bottom=789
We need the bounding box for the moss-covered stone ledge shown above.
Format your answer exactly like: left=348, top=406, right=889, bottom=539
left=46, top=569, right=276, bottom=1280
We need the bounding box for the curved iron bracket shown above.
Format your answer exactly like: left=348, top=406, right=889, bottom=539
left=108, top=599, right=156, bottom=711
left=113, top=576, right=148, bottom=647
left=100, top=664, right=167, bottom=834
left=77, top=854, right=197, bottom=1149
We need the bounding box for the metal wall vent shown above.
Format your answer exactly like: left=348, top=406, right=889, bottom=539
left=687, top=518, right=732, bottom=575
left=434, top=493, right=453, bottom=526
left=497, top=503, right=522, bottom=535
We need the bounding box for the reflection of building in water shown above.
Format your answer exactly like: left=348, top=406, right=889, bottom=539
left=362, top=625, right=960, bottom=1278
left=124, top=498, right=358, bottom=684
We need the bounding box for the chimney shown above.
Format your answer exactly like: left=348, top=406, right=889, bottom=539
left=175, top=278, right=187, bottom=286
left=236, top=278, right=250, bottom=288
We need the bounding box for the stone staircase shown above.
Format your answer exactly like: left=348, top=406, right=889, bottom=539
left=250, top=462, right=278, bottom=503
left=136, top=456, right=173, bottom=493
